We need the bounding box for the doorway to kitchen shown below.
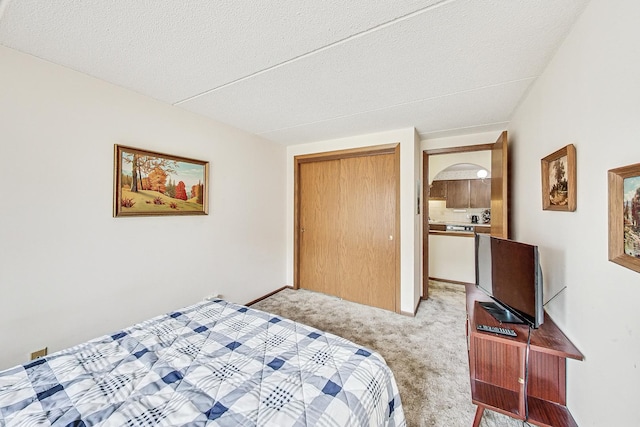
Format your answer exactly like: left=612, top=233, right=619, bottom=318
left=422, top=131, right=509, bottom=300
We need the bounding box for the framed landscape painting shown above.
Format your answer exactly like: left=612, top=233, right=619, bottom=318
left=541, top=144, right=576, bottom=211
left=113, top=145, right=209, bottom=217
left=608, top=162, right=640, bottom=273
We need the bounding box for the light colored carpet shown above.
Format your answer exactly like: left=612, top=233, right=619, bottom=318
left=251, top=281, right=521, bottom=427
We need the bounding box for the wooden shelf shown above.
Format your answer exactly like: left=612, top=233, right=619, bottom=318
left=465, top=284, right=583, bottom=427
left=527, top=396, right=579, bottom=427
left=470, top=380, right=522, bottom=419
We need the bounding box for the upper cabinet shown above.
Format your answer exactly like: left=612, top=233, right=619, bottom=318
left=429, top=180, right=447, bottom=200
left=432, top=179, right=491, bottom=208
left=469, top=179, right=491, bottom=208
left=429, top=161, right=492, bottom=208
left=445, top=180, right=470, bottom=208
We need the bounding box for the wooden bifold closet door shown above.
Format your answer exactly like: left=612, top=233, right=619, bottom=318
left=298, top=148, right=397, bottom=312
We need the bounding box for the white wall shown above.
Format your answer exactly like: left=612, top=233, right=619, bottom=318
left=420, top=130, right=502, bottom=152
left=413, top=129, right=422, bottom=306
left=508, top=0, right=640, bottom=425
left=428, top=150, right=491, bottom=185
left=285, top=128, right=421, bottom=314
left=0, top=47, right=287, bottom=370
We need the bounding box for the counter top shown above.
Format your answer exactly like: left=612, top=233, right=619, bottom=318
left=429, top=221, right=490, bottom=227
left=428, top=222, right=490, bottom=236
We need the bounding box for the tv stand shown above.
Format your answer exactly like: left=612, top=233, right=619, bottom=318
left=465, top=284, right=584, bottom=427
left=478, top=301, right=526, bottom=324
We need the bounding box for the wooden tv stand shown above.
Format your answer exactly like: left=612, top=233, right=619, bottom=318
left=465, top=284, right=584, bottom=427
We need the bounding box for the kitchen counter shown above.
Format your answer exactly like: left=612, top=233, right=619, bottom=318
left=428, top=222, right=490, bottom=236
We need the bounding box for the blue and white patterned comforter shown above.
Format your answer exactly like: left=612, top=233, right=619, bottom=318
left=0, top=298, right=405, bottom=426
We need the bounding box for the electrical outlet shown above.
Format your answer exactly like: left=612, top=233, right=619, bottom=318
left=30, top=347, right=48, bottom=360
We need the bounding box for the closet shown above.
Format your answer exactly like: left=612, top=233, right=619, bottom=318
left=294, top=144, right=400, bottom=312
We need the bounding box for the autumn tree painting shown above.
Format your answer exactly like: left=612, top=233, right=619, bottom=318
left=175, top=181, right=188, bottom=201
left=191, top=181, right=204, bottom=204
left=114, top=145, right=209, bottom=217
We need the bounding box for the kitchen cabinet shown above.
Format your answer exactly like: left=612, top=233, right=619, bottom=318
left=470, top=179, right=491, bottom=208
left=429, top=180, right=447, bottom=200
left=445, top=180, right=470, bottom=208
left=444, top=179, right=491, bottom=209
left=474, top=225, right=491, bottom=234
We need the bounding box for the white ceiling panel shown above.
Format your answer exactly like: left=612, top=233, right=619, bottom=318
left=258, top=78, right=533, bottom=144
left=0, top=0, right=442, bottom=103
left=178, top=0, right=583, bottom=135
left=0, top=0, right=591, bottom=144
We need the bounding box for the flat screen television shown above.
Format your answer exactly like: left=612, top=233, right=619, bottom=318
left=475, top=233, right=544, bottom=328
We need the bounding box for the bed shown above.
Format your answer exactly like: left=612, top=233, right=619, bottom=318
left=0, top=297, right=405, bottom=426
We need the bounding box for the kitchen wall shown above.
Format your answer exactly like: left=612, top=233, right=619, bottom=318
left=422, top=131, right=499, bottom=222
left=507, top=0, right=640, bottom=424
left=427, top=149, right=491, bottom=184
left=428, top=201, right=488, bottom=225
left=0, top=46, right=287, bottom=370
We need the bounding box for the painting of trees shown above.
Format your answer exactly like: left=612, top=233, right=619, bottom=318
left=121, top=173, right=133, bottom=189
left=553, top=159, right=567, bottom=191
left=608, top=164, right=640, bottom=274
left=115, top=145, right=209, bottom=217
left=624, top=177, right=640, bottom=258
left=122, top=153, right=178, bottom=193
left=549, top=156, right=568, bottom=205
left=175, top=181, right=188, bottom=200
left=148, top=167, right=168, bottom=193
left=191, top=181, right=204, bottom=203
left=166, top=179, right=176, bottom=198
left=542, top=144, right=576, bottom=212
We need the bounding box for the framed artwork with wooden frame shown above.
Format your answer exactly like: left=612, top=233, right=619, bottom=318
left=113, top=145, right=209, bottom=217
left=608, top=162, right=640, bottom=273
left=541, top=144, right=576, bottom=211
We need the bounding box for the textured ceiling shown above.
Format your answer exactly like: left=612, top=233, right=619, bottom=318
left=0, top=0, right=590, bottom=145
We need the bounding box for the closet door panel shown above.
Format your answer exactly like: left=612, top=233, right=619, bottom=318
left=299, top=160, right=340, bottom=296
left=338, top=154, right=396, bottom=311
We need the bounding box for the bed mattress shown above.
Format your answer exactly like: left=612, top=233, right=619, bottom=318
left=0, top=297, right=405, bottom=426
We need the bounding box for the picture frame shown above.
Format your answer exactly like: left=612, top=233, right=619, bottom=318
left=541, top=144, right=576, bottom=211
left=113, top=145, right=209, bottom=217
left=608, top=162, right=640, bottom=273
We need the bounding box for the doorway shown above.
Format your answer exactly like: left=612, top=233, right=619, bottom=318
left=422, top=131, right=509, bottom=299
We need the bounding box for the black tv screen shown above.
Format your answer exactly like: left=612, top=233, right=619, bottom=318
left=475, top=234, right=544, bottom=328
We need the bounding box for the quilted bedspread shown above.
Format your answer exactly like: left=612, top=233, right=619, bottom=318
left=0, top=298, right=405, bottom=426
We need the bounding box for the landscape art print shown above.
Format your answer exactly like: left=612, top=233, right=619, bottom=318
left=623, top=175, right=640, bottom=258
left=541, top=144, right=576, bottom=211
left=608, top=162, right=640, bottom=274
left=548, top=154, right=569, bottom=206
left=113, top=145, right=209, bottom=217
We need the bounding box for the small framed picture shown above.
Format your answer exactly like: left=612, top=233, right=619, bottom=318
left=541, top=144, right=576, bottom=211
left=608, top=162, right=640, bottom=273
left=113, top=145, right=209, bottom=217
